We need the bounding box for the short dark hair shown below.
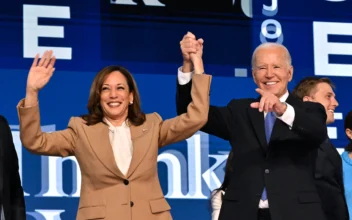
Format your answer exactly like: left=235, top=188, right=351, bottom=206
left=345, top=111, right=352, bottom=130
left=344, top=111, right=352, bottom=152
left=81, top=65, right=146, bottom=126
left=292, top=77, right=335, bottom=99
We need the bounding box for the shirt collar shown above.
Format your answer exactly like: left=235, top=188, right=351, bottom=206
left=103, top=118, right=128, bottom=130
left=279, top=90, right=289, bottom=102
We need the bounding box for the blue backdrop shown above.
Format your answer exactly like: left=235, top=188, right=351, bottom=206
left=1, top=0, right=352, bottom=219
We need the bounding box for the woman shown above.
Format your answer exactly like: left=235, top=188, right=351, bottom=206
left=211, top=150, right=233, bottom=220
left=17, top=50, right=211, bottom=220
left=342, top=110, right=352, bottom=219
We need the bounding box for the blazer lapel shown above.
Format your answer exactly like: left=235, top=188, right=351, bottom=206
left=247, top=100, right=267, bottom=152
left=126, top=123, right=153, bottom=178
left=83, top=122, right=124, bottom=179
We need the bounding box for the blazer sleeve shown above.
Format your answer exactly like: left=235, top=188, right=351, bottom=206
left=0, top=116, right=26, bottom=220
left=176, top=77, right=233, bottom=140
left=17, top=99, right=78, bottom=157
left=157, top=74, right=211, bottom=147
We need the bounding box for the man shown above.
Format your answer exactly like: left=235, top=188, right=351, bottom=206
left=292, top=77, right=349, bottom=220
left=176, top=32, right=327, bottom=220
left=0, top=115, right=26, bottom=219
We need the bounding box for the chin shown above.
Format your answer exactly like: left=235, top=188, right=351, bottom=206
left=268, top=88, right=280, bottom=94
left=326, top=119, right=335, bottom=125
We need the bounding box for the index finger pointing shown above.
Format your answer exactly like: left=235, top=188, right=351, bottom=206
left=255, top=88, right=264, bottom=96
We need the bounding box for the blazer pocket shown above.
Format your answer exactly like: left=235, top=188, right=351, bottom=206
left=149, top=197, right=171, bottom=214
left=298, top=191, right=320, bottom=204
left=79, top=205, right=106, bottom=219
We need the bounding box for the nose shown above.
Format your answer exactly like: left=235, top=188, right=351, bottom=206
left=332, top=96, right=339, bottom=107
left=265, top=67, right=274, bottom=78
left=109, top=89, right=118, bottom=98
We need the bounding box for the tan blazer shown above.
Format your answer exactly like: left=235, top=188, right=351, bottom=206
left=17, top=74, right=211, bottom=220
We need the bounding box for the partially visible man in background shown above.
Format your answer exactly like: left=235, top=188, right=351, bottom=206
left=0, top=115, right=26, bottom=220
left=292, top=76, right=349, bottom=220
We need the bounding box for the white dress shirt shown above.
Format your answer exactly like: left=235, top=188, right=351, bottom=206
left=211, top=190, right=225, bottom=220
left=104, top=118, right=133, bottom=176
left=178, top=67, right=295, bottom=209
left=1, top=205, right=5, bottom=220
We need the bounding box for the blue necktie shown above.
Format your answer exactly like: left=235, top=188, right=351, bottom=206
left=261, top=112, right=276, bottom=201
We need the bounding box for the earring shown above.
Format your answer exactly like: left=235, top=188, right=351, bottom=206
left=129, top=101, right=133, bottom=105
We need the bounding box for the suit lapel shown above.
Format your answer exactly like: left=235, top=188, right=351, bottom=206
left=247, top=100, right=267, bottom=152
left=0, top=136, right=4, bottom=192
left=270, top=117, right=286, bottom=144
left=251, top=93, right=297, bottom=151
left=323, top=139, right=343, bottom=172
left=126, top=122, right=153, bottom=178
left=270, top=94, right=297, bottom=144
left=83, top=122, right=124, bottom=179
left=321, top=139, right=344, bottom=189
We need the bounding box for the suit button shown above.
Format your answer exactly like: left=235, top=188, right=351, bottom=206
left=265, top=169, right=270, bottom=174
left=123, top=179, right=129, bottom=185
left=130, top=201, right=134, bottom=207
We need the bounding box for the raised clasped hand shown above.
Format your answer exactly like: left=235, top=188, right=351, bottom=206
left=180, top=32, right=204, bottom=74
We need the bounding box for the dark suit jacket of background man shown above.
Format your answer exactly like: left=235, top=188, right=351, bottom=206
left=176, top=80, right=328, bottom=220
left=315, top=138, right=349, bottom=220
left=0, top=115, right=26, bottom=220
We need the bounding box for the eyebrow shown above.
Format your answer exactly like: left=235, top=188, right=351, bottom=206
left=102, top=83, right=125, bottom=86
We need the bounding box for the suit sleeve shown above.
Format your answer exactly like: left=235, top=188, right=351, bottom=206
left=17, top=99, right=78, bottom=157
left=0, top=116, right=26, bottom=220
left=176, top=78, right=233, bottom=141
left=291, top=101, right=327, bottom=143
left=157, top=74, right=211, bottom=147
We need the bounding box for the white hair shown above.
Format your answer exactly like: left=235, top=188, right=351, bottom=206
left=251, top=42, right=292, bottom=68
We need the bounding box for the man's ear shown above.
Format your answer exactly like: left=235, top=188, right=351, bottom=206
left=346, top=128, right=352, bottom=140
left=288, top=65, right=293, bottom=82
left=303, top=96, right=312, bottom=102
left=252, top=69, right=258, bottom=85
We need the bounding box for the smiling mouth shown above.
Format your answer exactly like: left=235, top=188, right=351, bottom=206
left=108, top=102, right=121, bottom=107
left=264, top=82, right=278, bottom=86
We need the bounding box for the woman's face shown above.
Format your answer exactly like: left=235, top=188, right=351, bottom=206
left=100, top=71, right=133, bottom=125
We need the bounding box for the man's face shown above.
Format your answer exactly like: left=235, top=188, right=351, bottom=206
left=252, top=46, right=293, bottom=98
left=303, top=82, right=338, bottom=125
